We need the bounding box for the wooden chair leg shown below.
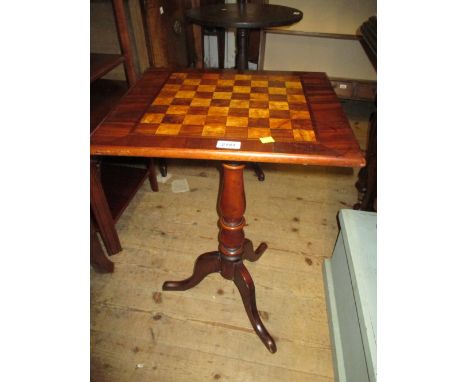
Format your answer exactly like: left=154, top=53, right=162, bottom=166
left=90, top=161, right=122, bottom=255
left=251, top=163, right=265, bottom=181
left=354, top=111, right=377, bottom=211
left=90, top=218, right=114, bottom=273
left=147, top=158, right=159, bottom=192
left=158, top=158, right=168, bottom=177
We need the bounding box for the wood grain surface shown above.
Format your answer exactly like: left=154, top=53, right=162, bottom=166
left=91, top=68, right=364, bottom=167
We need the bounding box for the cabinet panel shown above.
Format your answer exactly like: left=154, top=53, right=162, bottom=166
left=142, top=0, right=194, bottom=67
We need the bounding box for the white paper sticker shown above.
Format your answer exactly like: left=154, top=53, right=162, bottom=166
left=216, top=140, right=241, bottom=150
left=171, top=178, right=190, bottom=193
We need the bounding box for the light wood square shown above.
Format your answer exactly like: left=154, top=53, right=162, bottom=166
left=155, top=123, right=181, bottom=135
left=167, top=105, right=190, bottom=115
left=153, top=97, right=173, bottom=105
left=293, top=129, right=316, bottom=142
left=251, top=80, right=268, bottom=87
left=250, top=93, right=269, bottom=101
left=269, top=118, right=292, bottom=129
left=208, top=107, right=229, bottom=116
left=184, top=79, right=201, bottom=85
left=287, top=94, right=306, bottom=103
left=141, top=113, right=165, bottom=124
left=183, top=115, right=207, bottom=125
left=268, top=87, right=287, bottom=95
left=290, top=110, right=311, bottom=119
left=197, top=85, right=216, bottom=92
left=269, top=101, right=289, bottom=110
left=229, top=99, right=250, bottom=108
left=218, top=79, right=235, bottom=86
left=249, top=108, right=269, bottom=118
left=202, top=124, right=226, bottom=137
left=213, top=92, right=232, bottom=100
left=233, top=86, right=251, bottom=93
left=226, top=116, right=248, bottom=127
left=285, top=81, right=303, bottom=88
left=175, top=90, right=196, bottom=99
left=190, top=98, right=211, bottom=107
left=248, top=128, right=271, bottom=139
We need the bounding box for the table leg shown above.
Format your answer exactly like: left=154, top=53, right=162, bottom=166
left=90, top=218, right=114, bottom=273
left=90, top=161, right=122, bottom=255
left=236, top=28, right=249, bottom=70
left=163, top=162, right=276, bottom=353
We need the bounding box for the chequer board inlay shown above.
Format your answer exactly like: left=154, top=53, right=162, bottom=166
left=135, top=72, right=316, bottom=142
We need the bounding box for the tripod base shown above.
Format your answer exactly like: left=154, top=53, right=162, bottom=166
left=163, top=239, right=276, bottom=353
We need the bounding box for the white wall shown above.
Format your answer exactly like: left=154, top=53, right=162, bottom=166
left=268, top=0, right=377, bottom=35
left=264, top=34, right=376, bottom=80
left=263, top=0, right=377, bottom=80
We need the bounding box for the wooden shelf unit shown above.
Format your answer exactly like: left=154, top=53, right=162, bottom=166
left=99, top=162, right=150, bottom=222
left=90, top=53, right=126, bottom=83
left=90, top=0, right=157, bottom=262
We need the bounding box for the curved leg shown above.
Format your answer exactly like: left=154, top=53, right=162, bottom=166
left=251, top=163, right=265, bottom=181
left=159, top=158, right=168, bottom=177
left=243, top=239, right=268, bottom=262
left=147, top=158, right=159, bottom=192
left=163, top=252, right=220, bottom=291
left=233, top=262, right=276, bottom=353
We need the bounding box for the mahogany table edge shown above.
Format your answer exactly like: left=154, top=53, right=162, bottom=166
left=90, top=146, right=365, bottom=168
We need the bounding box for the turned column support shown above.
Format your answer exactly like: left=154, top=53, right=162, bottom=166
left=162, top=161, right=276, bottom=353
left=218, top=163, right=246, bottom=273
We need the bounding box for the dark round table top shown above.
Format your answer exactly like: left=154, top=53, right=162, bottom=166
left=185, top=3, right=303, bottom=29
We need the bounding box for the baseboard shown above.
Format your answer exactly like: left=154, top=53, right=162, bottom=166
left=329, top=78, right=376, bottom=102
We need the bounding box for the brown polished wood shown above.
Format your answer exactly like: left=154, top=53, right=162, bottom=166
left=91, top=0, right=160, bottom=259
left=90, top=53, right=126, bottom=83
left=90, top=161, right=122, bottom=255
left=91, top=68, right=364, bottom=167
left=91, top=79, right=129, bottom=132
left=355, top=16, right=376, bottom=211
left=91, top=68, right=364, bottom=352
left=111, top=0, right=138, bottom=85
left=140, top=0, right=194, bottom=68
left=91, top=218, right=114, bottom=273
left=163, top=163, right=275, bottom=352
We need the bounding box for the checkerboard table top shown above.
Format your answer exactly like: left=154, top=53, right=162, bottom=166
left=91, top=68, right=364, bottom=167
left=138, top=71, right=316, bottom=143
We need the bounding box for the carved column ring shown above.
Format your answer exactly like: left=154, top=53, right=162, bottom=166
left=219, top=217, right=246, bottom=230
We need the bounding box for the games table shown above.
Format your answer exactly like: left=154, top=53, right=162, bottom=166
left=90, top=68, right=364, bottom=353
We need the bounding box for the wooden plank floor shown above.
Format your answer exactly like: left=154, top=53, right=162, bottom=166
left=91, top=100, right=374, bottom=382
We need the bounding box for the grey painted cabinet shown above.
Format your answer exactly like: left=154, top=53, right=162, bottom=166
left=323, top=209, right=377, bottom=382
